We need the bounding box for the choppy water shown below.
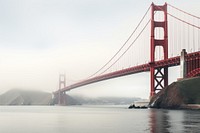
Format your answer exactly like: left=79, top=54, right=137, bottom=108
left=0, top=105, right=200, bottom=133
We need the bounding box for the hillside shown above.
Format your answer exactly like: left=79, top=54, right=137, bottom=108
left=0, top=89, right=53, bottom=105
left=149, top=77, right=200, bottom=109
left=0, top=89, right=83, bottom=105
left=0, top=89, right=140, bottom=106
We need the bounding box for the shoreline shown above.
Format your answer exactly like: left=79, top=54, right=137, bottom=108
left=180, top=104, right=200, bottom=110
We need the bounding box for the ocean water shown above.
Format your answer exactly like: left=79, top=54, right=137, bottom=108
left=0, top=105, right=200, bottom=133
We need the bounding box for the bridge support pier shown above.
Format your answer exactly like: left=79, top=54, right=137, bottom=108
left=53, top=91, right=67, bottom=105
left=180, top=49, right=187, bottom=78
left=150, top=66, right=168, bottom=96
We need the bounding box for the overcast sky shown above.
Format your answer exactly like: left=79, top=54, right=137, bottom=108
left=0, top=0, right=199, bottom=99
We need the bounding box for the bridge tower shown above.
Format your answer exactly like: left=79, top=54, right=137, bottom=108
left=150, top=3, right=168, bottom=96
left=58, top=74, right=66, bottom=105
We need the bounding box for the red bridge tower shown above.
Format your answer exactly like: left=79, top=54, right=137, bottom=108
left=150, top=3, right=168, bottom=96
left=58, top=74, right=66, bottom=105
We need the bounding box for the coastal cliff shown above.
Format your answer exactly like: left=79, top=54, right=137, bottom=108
left=149, top=77, right=200, bottom=109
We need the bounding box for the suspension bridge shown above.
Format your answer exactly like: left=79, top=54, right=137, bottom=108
left=54, top=3, right=200, bottom=104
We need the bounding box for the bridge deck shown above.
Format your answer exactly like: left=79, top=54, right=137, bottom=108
left=55, top=51, right=200, bottom=94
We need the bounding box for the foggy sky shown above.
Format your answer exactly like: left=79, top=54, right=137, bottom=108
left=0, top=0, right=199, bottom=99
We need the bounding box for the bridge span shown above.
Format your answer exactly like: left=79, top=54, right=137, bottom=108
left=55, top=51, right=200, bottom=93
left=54, top=3, right=200, bottom=104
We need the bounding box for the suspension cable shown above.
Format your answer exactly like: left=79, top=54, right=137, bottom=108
left=168, top=13, right=200, bottom=30
left=154, top=4, right=200, bottom=29
left=167, top=3, right=200, bottom=20
left=87, top=5, right=151, bottom=78
left=99, top=19, right=151, bottom=75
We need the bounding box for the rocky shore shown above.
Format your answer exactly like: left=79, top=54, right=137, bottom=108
left=149, top=77, right=200, bottom=110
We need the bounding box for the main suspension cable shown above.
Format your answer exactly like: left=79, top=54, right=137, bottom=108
left=168, top=13, right=200, bottom=30
left=167, top=3, right=200, bottom=20
left=99, top=19, right=151, bottom=75
left=87, top=5, right=151, bottom=78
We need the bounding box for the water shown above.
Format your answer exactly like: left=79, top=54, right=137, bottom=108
left=0, top=105, right=200, bottom=133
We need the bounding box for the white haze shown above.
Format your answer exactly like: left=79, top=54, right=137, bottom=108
left=0, top=0, right=199, bottom=99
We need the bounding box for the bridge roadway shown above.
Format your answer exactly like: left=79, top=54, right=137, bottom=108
left=55, top=51, right=200, bottom=94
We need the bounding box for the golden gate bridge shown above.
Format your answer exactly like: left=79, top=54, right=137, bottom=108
left=54, top=3, right=200, bottom=105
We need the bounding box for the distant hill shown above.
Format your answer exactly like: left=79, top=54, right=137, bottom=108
left=0, top=89, right=83, bottom=105
left=0, top=89, right=142, bottom=106
left=0, top=89, right=53, bottom=105
left=71, top=95, right=141, bottom=105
